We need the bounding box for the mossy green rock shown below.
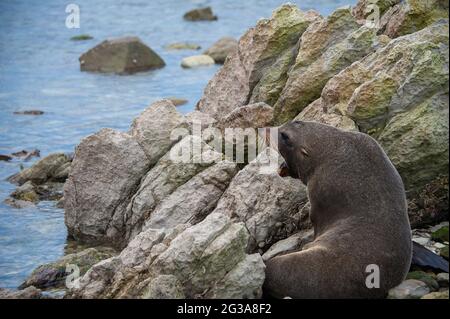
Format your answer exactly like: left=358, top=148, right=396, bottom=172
left=432, top=226, right=449, bottom=243
left=19, top=247, right=115, bottom=289
left=439, top=245, right=449, bottom=260
left=70, top=34, right=93, bottom=41
left=384, top=0, right=449, bottom=38
left=273, top=7, right=377, bottom=124
left=406, top=271, right=439, bottom=291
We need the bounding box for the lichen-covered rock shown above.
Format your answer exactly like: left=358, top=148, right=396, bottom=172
left=213, top=148, right=308, bottom=252
left=130, top=100, right=188, bottom=165
left=19, top=248, right=115, bottom=290
left=143, top=160, right=238, bottom=232
left=437, top=273, right=449, bottom=288
left=197, top=4, right=319, bottom=120
left=123, top=135, right=223, bottom=243
left=183, top=7, right=217, bottom=21
left=204, top=37, right=238, bottom=64
left=8, top=153, right=71, bottom=185
left=387, top=279, right=430, bottom=299
left=352, top=0, right=400, bottom=21
left=273, top=8, right=378, bottom=124
left=382, top=0, right=449, bottom=38
left=64, top=128, right=151, bottom=245
left=79, top=37, right=165, bottom=74
left=69, top=213, right=265, bottom=299
left=219, top=102, right=274, bottom=130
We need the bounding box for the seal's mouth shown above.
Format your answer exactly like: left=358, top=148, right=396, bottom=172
left=278, top=160, right=291, bottom=178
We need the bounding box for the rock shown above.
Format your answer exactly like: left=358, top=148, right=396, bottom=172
left=352, top=0, right=400, bottom=21
left=79, top=36, right=165, bottom=74
left=204, top=37, right=238, bottom=64
left=185, top=111, right=217, bottom=130
left=0, top=286, right=43, bottom=299
left=20, top=248, right=115, bottom=290
left=8, top=153, right=71, bottom=185
left=69, top=213, right=265, bottom=299
left=218, top=102, right=274, bottom=130
left=123, top=136, right=226, bottom=242
left=11, top=181, right=39, bottom=202
left=166, top=97, right=188, bottom=106
left=197, top=4, right=319, bottom=120
left=143, top=160, right=238, bottom=232
left=273, top=7, right=378, bottom=123
left=440, top=245, right=449, bottom=259
left=3, top=198, right=35, bottom=209
left=421, top=290, right=449, bottom=299
left=0, top=154, right=12, bottom=161
left=13, top=110, right=44, bottom=115
left=181, top=55, right=215, bottom=68
left=164, top=43, right=201, bottom=50
left=71, top=34, right=93, bottom=41
left=382, top=0, right=449, bottom=38
left=294, top=98, right=358, bottom=131
left=130, top=100, right=188, bottom=165
left=141, top=275, right=185, bottom=299
left=408, top=176, right=449, bottom=228
left=406, top=271, right=439, bottom=291
left=213, top=148, right=308, bottom=252
left=11, top=149, right=40, bottom=161
left=431, top=225, right=449, bottom=243
left=437, top=273, right=449, bottom=288
left=183, top=7, right=217, bottom=21
left=262, top=229, right=314, bottom=261
left=64, top=128, right=151, bottom=245
left=387, top=279, right=431, bottom=299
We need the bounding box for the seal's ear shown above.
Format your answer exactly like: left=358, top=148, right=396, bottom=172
left=300, top=147, right=309, bottom=157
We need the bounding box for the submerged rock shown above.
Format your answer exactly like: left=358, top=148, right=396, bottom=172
left=20, top=247, right=115, bottom=290
left=164, top=42, right=201, bottom=51
left=0, top=286, right=43, bottom=299
left=181, top=55, right=215, bottom=68
left=79, top=37, right=165, bottom=74
left=204, top=37, right=238, bottom=64
left=183, top=7, right=217, bottom=21
left=70, top=34, right=93, bottom=41
left=8, top=153, right=71, bottom=185
left=13, top=110, right=44, bottom=115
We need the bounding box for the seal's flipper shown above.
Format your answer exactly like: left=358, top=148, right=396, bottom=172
left=412, top=241, right=449, bottom=273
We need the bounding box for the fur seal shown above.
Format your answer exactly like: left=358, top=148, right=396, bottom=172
left=264, top=121, right=412, bottom=298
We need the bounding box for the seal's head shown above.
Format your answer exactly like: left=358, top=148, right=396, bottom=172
left=276, top=120, right=342, bottom=185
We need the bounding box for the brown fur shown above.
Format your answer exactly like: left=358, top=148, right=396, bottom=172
left=264, top=121, right=412, bottom=298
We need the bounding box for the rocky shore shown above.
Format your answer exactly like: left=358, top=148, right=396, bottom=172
left=2, top=0, right=448, bottom=299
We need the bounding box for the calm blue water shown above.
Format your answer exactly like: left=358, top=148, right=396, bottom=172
left=0, top=0, right=356, bottom=289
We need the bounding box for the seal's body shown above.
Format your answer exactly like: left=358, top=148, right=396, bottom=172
left=264, top=121, right=412, bottom=299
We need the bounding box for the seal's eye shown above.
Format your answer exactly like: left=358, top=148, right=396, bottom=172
left=281, top=132, right=289, bottom=141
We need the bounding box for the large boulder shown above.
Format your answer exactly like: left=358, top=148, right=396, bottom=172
left=79, top=37, right=165, bottom=74
left=204, top=37, right=238, bottom=64
left=69, top=213, right=265, bottom=299
left=64, top=128, right=151, bottom=245
left=196, top=4, right=320, bottom=121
